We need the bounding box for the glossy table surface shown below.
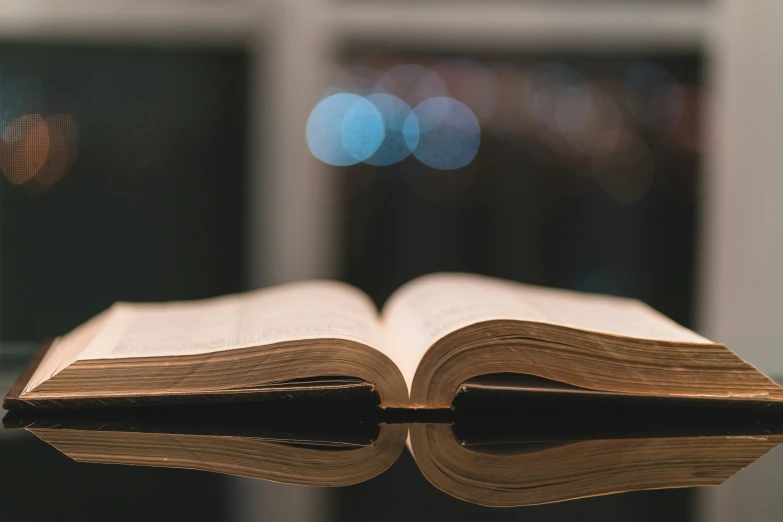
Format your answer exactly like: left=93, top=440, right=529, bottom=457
left=2, top=345, right=783, bottom=522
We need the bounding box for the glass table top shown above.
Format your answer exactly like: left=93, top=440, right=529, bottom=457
left=2, top=344, right=783, bottom=521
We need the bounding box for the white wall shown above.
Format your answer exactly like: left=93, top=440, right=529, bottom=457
left=699, top=0, right=783, bottom=376
left=698, top=2, right=783, bottom=521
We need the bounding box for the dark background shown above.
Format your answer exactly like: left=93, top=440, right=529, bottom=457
left=339, top=54, right=699, bottom=328
left=1, top=43, right=700, bottom=521
left=0, top=43, right=248, bottom=341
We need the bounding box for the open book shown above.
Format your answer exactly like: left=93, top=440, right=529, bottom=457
left=4, top=273, right=782, bottom=410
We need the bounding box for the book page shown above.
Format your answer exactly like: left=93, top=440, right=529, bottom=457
left=22, top=308, right=112, bottom=394
left=381, top=273, right=712, bottom=389
left=70, top=281, right=389, bottom=362
left=21, top=282, right=389, bottom=394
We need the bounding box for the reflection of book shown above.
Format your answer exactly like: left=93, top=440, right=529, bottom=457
left=8, top=408, right=783, bottom=506
left=5, top=408, right=407, bottom=487
left=5, top=273, right=782, bottom=410
left=409, top=422, right=783, bottom=507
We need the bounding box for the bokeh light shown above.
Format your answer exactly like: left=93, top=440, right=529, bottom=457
left=36, top=114, right=79, bottom=188
left=375, top=64, right=449, bottom=107
left=555, top=84, right=623, bottom=156
left=1, top=114, right=49, bottom=185
left=434, top=59, right=498, bottom=123
left=330, top=66, right=383, bottom=96
left=625, top=62, right=683, bottom=131
left=365, top=93, right=417, bottom=166
left=554, top=84, right=595, bottom=135
left=404, top=97, right=480, bottom=171
left=306, top=93, right=384, bottom=166
left=488, top=66, right=533, bottom=136
left=342, top=96, right=385, bottom=162
left=593, top=131, right=655, bottom=204
left=528, top=62, right=585, bottom=132
left=317, top=57, right=694, bottom=190
left=0, top=76, right=79, bottom=191
left=309, top=65, right=482, bottom=170
left=0, top=112, right=79, bottom=190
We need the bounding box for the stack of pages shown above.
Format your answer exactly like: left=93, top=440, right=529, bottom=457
left=5, top=273, right=782, bottom=410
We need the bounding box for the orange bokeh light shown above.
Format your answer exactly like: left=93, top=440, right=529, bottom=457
left=0, top=113, right=79, bottom=191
